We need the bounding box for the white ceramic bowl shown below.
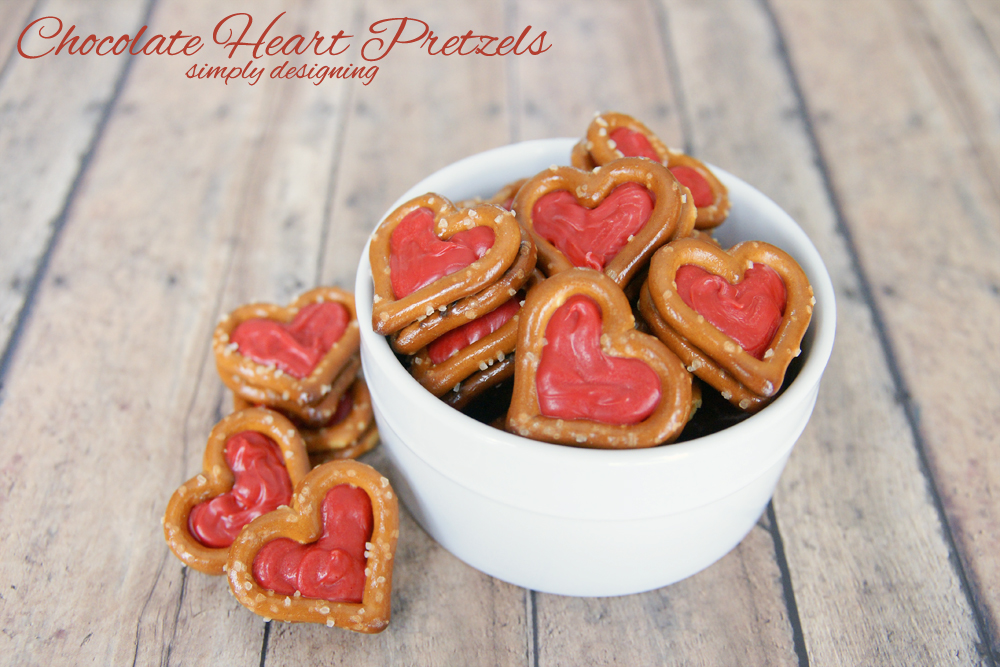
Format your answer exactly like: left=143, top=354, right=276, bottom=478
left=355, top=138, right=836, bottom=597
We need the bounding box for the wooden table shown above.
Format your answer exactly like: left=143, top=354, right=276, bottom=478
left=1, top=0, right=998, bottom=664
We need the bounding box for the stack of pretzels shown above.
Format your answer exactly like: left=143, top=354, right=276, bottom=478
left=369, top=111, right=814, bottom=448
left=212, top=286, right=379, bottom=464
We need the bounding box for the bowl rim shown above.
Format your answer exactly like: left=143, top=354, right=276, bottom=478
left=354, top=138, right=836, bottom=507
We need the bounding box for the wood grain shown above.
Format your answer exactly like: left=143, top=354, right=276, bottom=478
left=769, top=0, right=1000, bottom=658
left=662, top=0, right=990, bottom=661
left=268, top=1, right=528, bottom=663
left=0, top=0, right=149, bottom=363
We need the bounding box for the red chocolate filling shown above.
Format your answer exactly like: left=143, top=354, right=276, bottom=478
left=532, top=183, right=654, bottom=270
left=251, top=484, right=373, bottom=603
left=389, top=207, right=495, bottom=299
left=536, top=295, right=661, bottom=424
left=426, top=297, right=521, bottom=364
left=189, top=431, right=293, bottom=549
left=231, top=301, right=350, bottom=379
left=608, top=128, right=714, bottom=207
left=675, top=264, right=787, bottom=359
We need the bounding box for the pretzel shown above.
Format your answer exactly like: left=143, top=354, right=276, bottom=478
left=233, top=376, right=375, bottom=454
left=229, top=355, right=361, bottom=428
left=646, top=238, right=813, bottom=400
left=214, top=287, right=360, bottom=407
left=369, top=193, right=522, bottom=335
left=456, top=178, right=528, bottom=211
left=308, top=425, right=380, bottom=466
left=389, top=228, right=537, bottom=356
left=442, top=354, right=516, bottom=410
left=163, top=408, right=311, bottom=575
left=512, top=158, right=695, bottom=290
left=408, top=296, right=520, bottom=397
left=574, top=112, right=730, bottom=229
left=226, top=459, right=399, bottom=633
left=506, top=268, right=692, bottom=448
left=638, top=280, right=769, bottom=412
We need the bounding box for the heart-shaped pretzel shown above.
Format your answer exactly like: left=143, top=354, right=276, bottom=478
left=506, top=268, right=692, bottom=449
left=389, top=226, right=537, bottom=356
left=233, top=377, right=375, bottom=455
left=214, top=287, right=360, bottom=408
left=637, top=281, right=769, bottom=412
left=456, top=178, right=528, bottom=211
left=408, top=295, right=521, bottom=397
left=229, top=355, right=361, bottom=428
left=369, top=194, right=522, bottom=335
left=646, top=238, right=813, bottom=399
left=226, top=460, right=398, bottom=633
left=512, top=158, right=695, bottom=289
left=573, top=112, right=730, bottom=229
left=163, top=408, right=311, bottom=575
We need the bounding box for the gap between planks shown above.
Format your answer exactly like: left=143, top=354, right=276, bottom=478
left=759, top=0, right=999, bottom=661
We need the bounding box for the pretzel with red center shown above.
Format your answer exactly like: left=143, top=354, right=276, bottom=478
left=163, top=408, right=311, bottom=575
left=638, top=281, right=768, bottom=412
left=214, top=287, right=360, bottom=409
left=573, top=112, right=730, bottom=229
left=369, top=194, right=522, bottom=335
left=506, top=268, right=692, bottom=449
left=645, top=238, right=813, bottom=404
left=233, top=377, right=376, bottom=456
left=389, top=225, right=536, bottom=356
left=226, top=459, right=399, bottom=633
left=456, top=177, right=528, bottom=211
left=512, top=158, right=695, bottom=290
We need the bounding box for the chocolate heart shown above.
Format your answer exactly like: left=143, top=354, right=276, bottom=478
left=369, top=193, right=522, bottom=336
left=646, top=238, right=813, bottom=399
left=252, top=484, right=372, bottom=602
left=427, top=296, right=521, bottom=364
left=389, top=207, right=495, bottom=299
left=189, top=431, right=294, bottom=549
left=513, top=158, right=695, bottom=290
left=507, top=268, right=692, bottom=449
left=536, top=295, right=660, bottom=424
left=163, top=408, right=311, bottom=575
left=578, top=112, right=729, bottom=228
left=532, top=183, right=653, bottom=271
left=226, top=460, right=399, bottom=633
left=231, top=302, right=349, bottom=379
left=608, top=128, right=714, bottom=208
left=214, top=287, right=361, bottom=408
left=675, top=264, right=786, bottom=360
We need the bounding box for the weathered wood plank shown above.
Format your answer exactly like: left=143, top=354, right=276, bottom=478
left=266, top=2, right=529, bottom=664
left=769, top=0, right=1000, bottom=659
left=0, top=0, right=149, bottom=363
left=0, top=0, right=37, bottom=78
left=535, top=521, right=798, bottom=667
left=514, top=1, right=799, bottom=664
left=0, top=0, right=363, bottom=662
left=514, top=0, right=684, bottom=144
left=656, top=0, right=992, bottom=662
